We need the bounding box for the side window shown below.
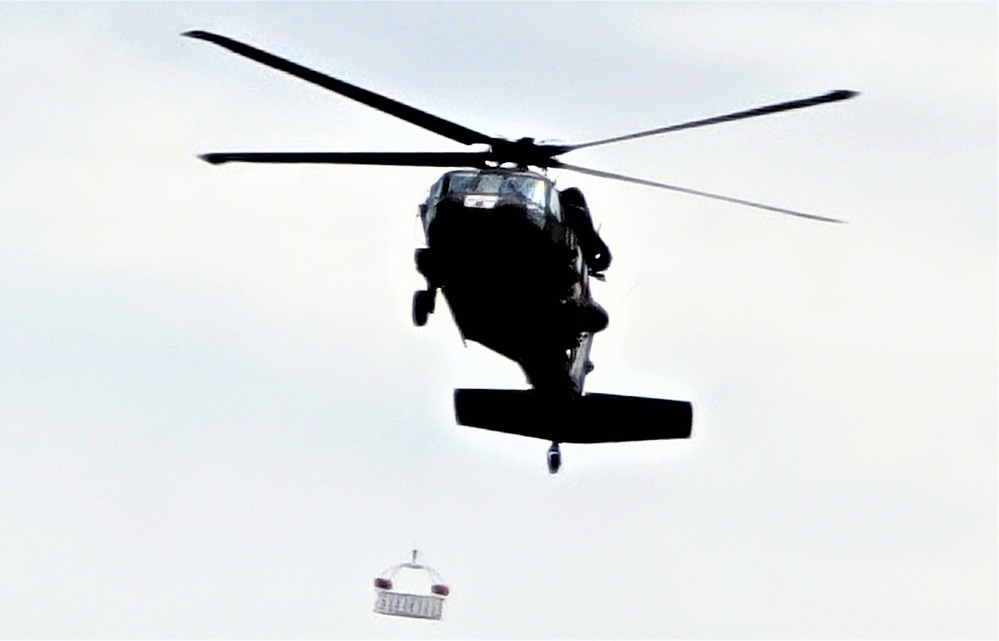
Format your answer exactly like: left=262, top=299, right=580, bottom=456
left=422, top=176, right=446, bottom=222
left=548, top=184, right=562, bottom=221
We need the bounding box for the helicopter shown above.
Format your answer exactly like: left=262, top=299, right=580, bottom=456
left=184, top=30, right=857, bottom=474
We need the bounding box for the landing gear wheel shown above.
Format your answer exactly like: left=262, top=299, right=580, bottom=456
left=547, top=442, right=562, bottom=475
left=412, top=289, right=435, bottom=327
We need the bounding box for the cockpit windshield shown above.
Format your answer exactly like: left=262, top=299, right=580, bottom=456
left=445, top=172, right=548, bottom=210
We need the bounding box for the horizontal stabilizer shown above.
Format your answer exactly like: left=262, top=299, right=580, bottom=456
left=454, top=389, right=692, bottom=443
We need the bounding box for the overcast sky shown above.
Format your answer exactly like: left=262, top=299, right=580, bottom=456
left=0, top=2, right=995, bottom=638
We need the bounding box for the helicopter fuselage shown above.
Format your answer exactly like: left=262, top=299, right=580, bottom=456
left=413, top=169, right=608, bottom=395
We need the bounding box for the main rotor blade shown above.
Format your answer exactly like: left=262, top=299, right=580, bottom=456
left=198, top=151, right=495, bottom=167
left=183, top=30, right=500, bottom=147
left=554, top=162, right=845, bottom=223
left=559, top=90, right=858, bottom=154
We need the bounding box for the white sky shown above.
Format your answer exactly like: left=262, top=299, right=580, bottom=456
left=0, top=2, right=995, bottom=638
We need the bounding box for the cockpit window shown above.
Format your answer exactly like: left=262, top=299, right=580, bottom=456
left=445, top=172, right=548, bottom=210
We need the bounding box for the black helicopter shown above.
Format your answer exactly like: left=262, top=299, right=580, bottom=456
left=185, top=30, right=856, bottom=473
